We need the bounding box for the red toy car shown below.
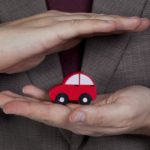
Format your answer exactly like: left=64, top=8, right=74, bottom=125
left=49, top=72, right=97, bottom=105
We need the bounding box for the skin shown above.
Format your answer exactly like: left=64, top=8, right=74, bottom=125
left=0, top=10, right=149, bottom=73
left=1, top=85, right=150, bottom=136
left=0, top=10, right=150, bottom=136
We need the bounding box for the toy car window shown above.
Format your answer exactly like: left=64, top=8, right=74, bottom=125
left=65, top=74, right=79, bottom=85
left=80, top=74, right=94, bottom=85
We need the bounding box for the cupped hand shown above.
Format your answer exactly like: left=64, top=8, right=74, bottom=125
left=0, top=85, right=72, bottom=129
left=2, top=85, right=150, bottom=137
left=68, top=86, right=150, bottom=136
left=0, top=10, right=149, bottom=73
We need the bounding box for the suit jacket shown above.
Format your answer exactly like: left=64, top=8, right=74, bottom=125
left=0, top=0, right=150, bottom=150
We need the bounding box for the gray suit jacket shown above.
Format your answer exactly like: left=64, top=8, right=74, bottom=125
left=0, top=0, right=150, bottom=150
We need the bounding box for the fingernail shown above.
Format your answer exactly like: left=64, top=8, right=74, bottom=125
left=22, top=88, right=25, bottom=94
left=71, top=112, right=86, bottom=123
left=22, top=88, right=29, bottom=95
left=3, top=108, right=11, bottom=114
left=3, top=106, right=19, bottom=115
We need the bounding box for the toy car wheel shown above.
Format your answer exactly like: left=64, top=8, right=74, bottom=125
left=79, top=94, right=92, bottom=105
left=55, top=93, right=69, bottom=105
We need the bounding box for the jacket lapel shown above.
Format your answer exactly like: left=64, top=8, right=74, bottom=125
left=81, top=0, right=147, bottom=94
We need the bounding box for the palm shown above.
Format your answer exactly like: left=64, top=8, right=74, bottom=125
left=0, top=85, right=76, bottom=129
left=2, top=85, right=150, bottom=136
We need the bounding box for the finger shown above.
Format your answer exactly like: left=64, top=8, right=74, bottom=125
left=10, top=12, right=108, bottom=27
left=3, top=101, right=71, bottom=128
left=72, top=125, right=129, bottom=136
left=1, top=90, right=20, bottom=97
left=0, top=92, right=24, bottom=108
left=55, top=14, right=149, bottom=31
left=8, top=10, right=68, bottom=26
left=50, top=14, right=149, bottom=32
left=70, top=126, right=95, bottom=136
left=0, top=90, right=43, bottom=106
left=31, top=15, right=146, bottom=32
left=23, top=85, right=49, bottom=101
left=95, top=15, right=149, bottom=31
left=0, top=94, right=14, bottom=108
left=51, top=13, right=105, bottom=21
left=8, top=10, right=78, bottom=27
left=69, top=103, right=129, bottom=128
left=134, top=18, right=150, bottom=32
left=44, top=19, right=116, bottom=43
left=47, top=18, right=148, bottom=43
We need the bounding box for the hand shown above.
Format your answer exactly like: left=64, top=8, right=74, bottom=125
left=2, top=85, right=150, bottom=137
left=0, top=85, right=73, bottom=129
left=0, top=10, right=149, bottom=73
left=68, top=86, right=150, bottom=136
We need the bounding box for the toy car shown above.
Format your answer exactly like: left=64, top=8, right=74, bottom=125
left=49, top=72, right=97, bottom=105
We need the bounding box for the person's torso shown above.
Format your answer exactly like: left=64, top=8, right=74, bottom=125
left=0, top=0, right=150, bottom=150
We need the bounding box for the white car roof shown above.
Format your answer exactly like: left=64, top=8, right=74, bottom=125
left=65, top=73, right=94, bottom=85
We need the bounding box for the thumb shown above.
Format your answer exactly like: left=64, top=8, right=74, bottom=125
left=69, top=102, right=124, bottom=127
